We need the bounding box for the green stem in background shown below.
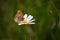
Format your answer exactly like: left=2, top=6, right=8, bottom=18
left=51, top=0, right=59, bottom=40
left=24, top=25, right=35, bottom=40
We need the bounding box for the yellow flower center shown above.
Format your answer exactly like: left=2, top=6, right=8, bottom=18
left=22, top=20, right=28, bottom=24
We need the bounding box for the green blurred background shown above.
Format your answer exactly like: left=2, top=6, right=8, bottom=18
left=0, top=0, right=60, bottom=40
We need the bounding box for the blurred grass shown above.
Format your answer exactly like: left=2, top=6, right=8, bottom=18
left=0, top=0, right=60, bottom=40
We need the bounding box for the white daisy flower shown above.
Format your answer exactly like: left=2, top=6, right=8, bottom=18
left=18, top=14, right=35, bottom=25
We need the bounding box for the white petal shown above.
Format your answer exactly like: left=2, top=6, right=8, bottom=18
left=18, top=23, right=22, bottom=25
left=18, top=22, right=23, bottom=25
left=27, top=15, right=33, bottom=21
left=31, top=19, right=35, bottom=21
left=23, top=14, right=27, bottom=20
left=28, top=22, right=35, bottom=24
left=29, top=19, right=35, bottom=22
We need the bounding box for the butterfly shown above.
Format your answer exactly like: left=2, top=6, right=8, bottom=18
left=14, top=10, right=24, bottom=23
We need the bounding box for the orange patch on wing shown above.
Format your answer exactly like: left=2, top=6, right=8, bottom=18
left=17, top=10, right=23, bottom=17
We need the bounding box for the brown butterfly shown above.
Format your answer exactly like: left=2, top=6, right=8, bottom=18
left=14, top=10, right=24, bottom=23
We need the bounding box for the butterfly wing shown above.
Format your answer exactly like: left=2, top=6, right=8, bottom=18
left=14, top=10, right=24, bottom=23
